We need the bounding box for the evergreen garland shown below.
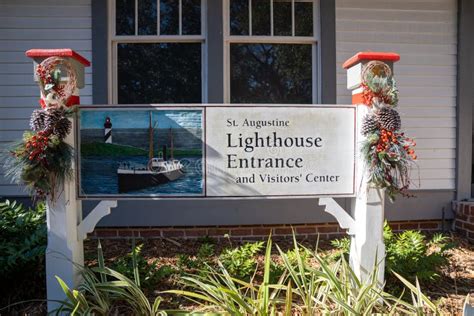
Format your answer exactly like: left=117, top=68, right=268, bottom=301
left=5, top=131, right=74, bottom=200
left=3, top=57, right=77, bottom=201
left=360, top=64, right=417, bottom=202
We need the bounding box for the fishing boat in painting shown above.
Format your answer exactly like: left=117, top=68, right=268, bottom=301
left=117, top=112, right=184, bottom=193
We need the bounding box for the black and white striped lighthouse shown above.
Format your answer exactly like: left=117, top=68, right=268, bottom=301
left=104, top=117, right=112, bottom=143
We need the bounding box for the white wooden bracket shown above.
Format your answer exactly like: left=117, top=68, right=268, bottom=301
left=77, top=200, right=117, bottom=241
left=319, top=198, right=356, bottom=235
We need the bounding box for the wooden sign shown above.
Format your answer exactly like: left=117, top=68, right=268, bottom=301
left=78, top=105, right=355, bottom=198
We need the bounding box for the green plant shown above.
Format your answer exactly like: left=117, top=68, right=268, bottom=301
left=330, top=222, right=453, bottom=282
left=197, top=242, right=215, bottom=259
left=0, top=199, right=47, bottom=312
left=386, top=230, right=453, bottom=282
left=275, top=237, right=321, bottom=315
left=55, top=241, right=166, bottom=315
left=177, top=253, right=197, bottom=270
left=177, top=243, right=215, bottom=274
left=112, top=240, right=173, bottom=289
left=166, top=234, right=440, bottom=315
left=219, top=241, right=264, bottom=280
left=0, top=200, right=46, bottom=279
left=165, top=237, right=285, bottom=315
left=329, top=236, right=351, bottom=261
left=269, top=246, right=311, bottom=284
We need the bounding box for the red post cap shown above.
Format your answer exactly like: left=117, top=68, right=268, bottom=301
left=26, top=48, right=91, bottom=67
left=343, top=52, right=400, bottom=69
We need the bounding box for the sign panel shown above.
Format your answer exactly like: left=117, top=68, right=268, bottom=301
left=78, top=105, right=355, bottom=198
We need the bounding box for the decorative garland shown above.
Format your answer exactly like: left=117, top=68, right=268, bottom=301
left=5, top=57, right=77, bottom=201
left=360, top=61, right=417, bottom=201
left=36, top=57, right=78, bottom=108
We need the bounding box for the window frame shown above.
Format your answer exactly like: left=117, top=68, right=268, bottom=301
left=222, top=0, right=321, bottom=104
left=107, top=0, right=208, bottom=104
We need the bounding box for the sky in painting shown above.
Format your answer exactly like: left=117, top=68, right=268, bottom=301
left=81, top=109, right=202, bottom=129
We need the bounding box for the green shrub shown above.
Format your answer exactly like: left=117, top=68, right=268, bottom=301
left=330, top=222, right=453, bottom=282
left=197, top=242, right=215, bottom=259
left=0, top=200, right=46, bottom=278
left=0, top=199, right=47, bottom=312
left=219, top=241, right=264, bottom=280
left=177, top=242, right=215, bottom=273
left=112, top=240, right=175, bottom=290
left=177, top=253, right=197, bottom=270
left=386, top=230, right=453, bottom=282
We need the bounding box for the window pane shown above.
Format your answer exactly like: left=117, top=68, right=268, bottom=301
left=295, top=0, right=313, bottom=36
left=160, top=0, right=179, bottom=35
left=182, top=0, right=201, bottom=35
left=117, top=43, right=202, bottom=103
left=116, top=0, right=135, bottom=35
left=252, top=0, right=270, bottom=35
left=138, top=0, right=157, bottom=35
left=273, top=0, right=291, bottom=36
left=230, top=0, right=249, bottom=35
left=230, top=44, right=312, bottom=103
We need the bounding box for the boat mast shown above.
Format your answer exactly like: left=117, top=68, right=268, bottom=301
left=148, top=111, right=154, bottom=160
left=170, top=128, right=174, bottom=160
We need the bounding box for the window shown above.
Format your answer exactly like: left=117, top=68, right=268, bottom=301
left=109, top=0, right=206, bottom=103
left=224, top=0, right=319, bottom=104
left=109, top=0, right=319, bottom=104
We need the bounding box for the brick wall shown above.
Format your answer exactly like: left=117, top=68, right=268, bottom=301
left=90, top=219, right=444, bottom=241
left=456, top=202, right=474, bottom=242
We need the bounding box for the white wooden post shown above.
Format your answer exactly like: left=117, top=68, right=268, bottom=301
left=320, top=52, right=400, bottom=285
left=344, top=52, right=399, bottom=285
left=27, top=49, right=118, bottom=312
left=26, top=49, right=90, bottom=311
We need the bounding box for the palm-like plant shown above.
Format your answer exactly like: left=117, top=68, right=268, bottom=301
left=54, top=240, right=166, bottom=315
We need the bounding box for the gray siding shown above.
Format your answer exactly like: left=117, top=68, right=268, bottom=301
left=336, top=0, right=458, bottom=190
left=0, top=0, right=93, bottom=195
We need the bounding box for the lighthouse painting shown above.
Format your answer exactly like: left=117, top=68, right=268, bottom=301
left=79, top=108, right=204, bottom=197
left=104, top=117, right=112, bottom=143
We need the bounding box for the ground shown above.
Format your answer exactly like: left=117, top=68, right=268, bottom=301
left=2, top=233, right=473, bottom=315
left=83, top=233, right=473, bottom=315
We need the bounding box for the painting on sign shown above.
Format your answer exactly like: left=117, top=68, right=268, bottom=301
left=79, top=109, right=204, bottom=196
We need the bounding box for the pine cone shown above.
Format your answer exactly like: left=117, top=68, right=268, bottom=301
left=376, top=107, right=401, bottom=131
left=53, top=117, right=72, bottom=139
left=30, top=109, right=47, bottom=131
left=44, top=107, right=65, bottom=132
left=361, top=114, right=379, bottom=136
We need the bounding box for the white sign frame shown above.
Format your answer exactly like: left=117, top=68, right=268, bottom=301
left=77, top=104, right=356, bottom=200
